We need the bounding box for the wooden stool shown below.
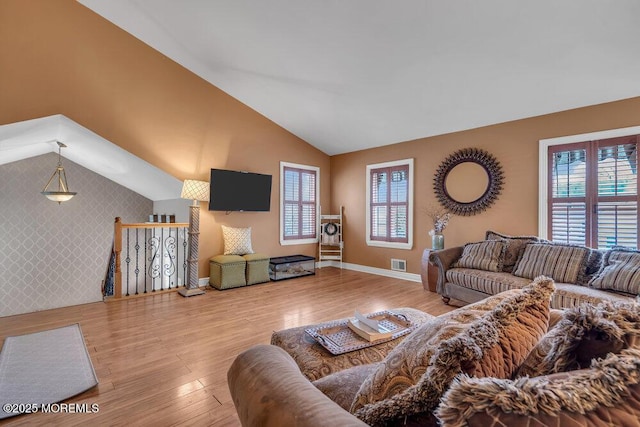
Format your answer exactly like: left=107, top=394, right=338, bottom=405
left=243, top=253, right=270, bottom=285
left=209, top=255, right=246, bottom=290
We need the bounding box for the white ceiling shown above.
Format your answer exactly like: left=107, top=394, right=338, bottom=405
left=80, top=1, right=640, bottom=155
left=0, top=115, right=183, bottom=201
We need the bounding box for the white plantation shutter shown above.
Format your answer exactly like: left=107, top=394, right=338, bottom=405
left=282, top=165, right=317, bottom=241
left=370, top=169, right=388, bottom=239
left=597, top=201, right=637, bottom=248
left=549, top=145, right=588, bottom=245
left=369, top=164, right=409, bottom=243
left=548, top=136, right=638, bottom=249
left=596, top=142, right=638, bottom=248
left=551, top=202, right=587, bottom=245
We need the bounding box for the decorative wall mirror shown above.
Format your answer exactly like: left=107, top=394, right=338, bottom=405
left=433, top=147, right=504, bottom=216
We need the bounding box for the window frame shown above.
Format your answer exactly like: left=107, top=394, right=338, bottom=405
left=366, top=158, right=414, bottom=250
left=539, top=125, right=640, bottom=245
left=279, top=161, right=320, bottom=245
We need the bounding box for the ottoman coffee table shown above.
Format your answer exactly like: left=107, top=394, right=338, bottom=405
left=270, top=307, right=434, bottom=381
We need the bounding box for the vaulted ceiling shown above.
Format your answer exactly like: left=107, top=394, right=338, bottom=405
left=0, top=115, right=183, bottom=201
left=79, top=0, right=640, bottom=155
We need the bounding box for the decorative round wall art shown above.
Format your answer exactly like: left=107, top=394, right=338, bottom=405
left=323, top=222, right=339, bottom=236
left=433, top=147, right=504, bottom=216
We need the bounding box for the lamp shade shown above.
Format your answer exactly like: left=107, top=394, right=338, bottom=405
left=181, top=179, right=210, bottom=202
left=42, top=142, right=76, bottom=204
left=43, top=192, right=76, bottom=203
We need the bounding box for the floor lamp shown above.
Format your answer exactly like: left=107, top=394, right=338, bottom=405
left=179, top=179, right=209, bottom=297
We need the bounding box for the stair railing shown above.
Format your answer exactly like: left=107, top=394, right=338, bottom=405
left=108, top=217, right=190, bottom=298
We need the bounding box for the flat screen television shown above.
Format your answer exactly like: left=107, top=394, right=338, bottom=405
left=209, top=169, right=272, bottom=212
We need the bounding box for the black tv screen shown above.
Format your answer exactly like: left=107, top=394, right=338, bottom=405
left=209, top=169, right=272, bottom=212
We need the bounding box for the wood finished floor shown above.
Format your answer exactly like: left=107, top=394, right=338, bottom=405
left=0, top=267, right=454, bottom=427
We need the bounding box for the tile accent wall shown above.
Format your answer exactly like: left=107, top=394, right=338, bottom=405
left=0, top=153, right=152, bottom=317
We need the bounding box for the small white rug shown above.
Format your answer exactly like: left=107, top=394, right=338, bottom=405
left=0, top=323, right=98, bottom=419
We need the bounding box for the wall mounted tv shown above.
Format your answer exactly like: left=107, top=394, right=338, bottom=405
left=209, top=168, right=272, bottom=212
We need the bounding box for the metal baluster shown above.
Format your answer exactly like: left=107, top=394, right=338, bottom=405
left=149, top=228, right=160, bottom=292
left=125, top=229, right=131, bottom=297
left=174, top=227, right=179, bottom=288
left=182, top=227, right=188, bottom=289
left=164, top=227, right=177, bottom=288
left=134, top=229, right=140, bottom=295
left=161, top=227, right=165, bottom=289
left=144, top=228, right=148, bottom=293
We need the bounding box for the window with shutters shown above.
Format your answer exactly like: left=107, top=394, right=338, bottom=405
left=366, top=159, right=414, bottom=249
left=543, top=133, right=638, bottom=249
left=280, top=162, right=319, bottom=245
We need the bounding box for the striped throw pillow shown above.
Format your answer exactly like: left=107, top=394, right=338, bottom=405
left=589, top=249, right=640, bottom=295
left=512, top=243, right=590, bottom=284
left=452, top=240, right=507, bottom=272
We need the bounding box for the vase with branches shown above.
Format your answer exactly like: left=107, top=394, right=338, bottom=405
left=427, top=207, right=452, bottom=250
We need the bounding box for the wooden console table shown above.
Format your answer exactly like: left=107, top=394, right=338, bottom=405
left=420, top=249, right=439, bottom=293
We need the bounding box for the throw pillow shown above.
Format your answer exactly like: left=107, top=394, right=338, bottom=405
left=516, top=300, right=640, bottom=378
left=346, top=289, right=520, bottom=416
left=452, top=240, right=507, bottom=272
left=313, top=364, right=378, bottom=411
left=350, top=276, right=554, bottom=426
left=437, top=348, right=640, bottom=427
left=512, top=242, right=590, bottom=284
left=583, top=249, right=605, bottom=284
left=221, top=225, right=254, bottom=255
left=589, top=247, right=640, bottom=294
left=485, top=230, right=539, bottom=273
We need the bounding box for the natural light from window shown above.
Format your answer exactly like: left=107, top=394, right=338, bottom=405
left=366, top=158, right=414, bottom=249
left=540, top=127, right=639, bottom=250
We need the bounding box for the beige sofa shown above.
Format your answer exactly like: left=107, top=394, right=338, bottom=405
left=430, top=230, right=638, bottom=309
left=228, top=279, right=640, bottom=426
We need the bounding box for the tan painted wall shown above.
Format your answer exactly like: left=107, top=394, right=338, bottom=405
left=2, top=0, right=639, bottom=281
left=331, top=97, right=640, bottom=274
left=0, top=0, right=331, bottom=276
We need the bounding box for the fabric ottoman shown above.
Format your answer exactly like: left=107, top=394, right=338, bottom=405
left=243, top=253, right=270, bottom=285
left=209, top=255, right=246, bottom=290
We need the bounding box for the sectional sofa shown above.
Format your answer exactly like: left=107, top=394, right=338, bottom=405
left=228, top=278, right=640, bottom=426
left=430, top=230, right=639, bottom=308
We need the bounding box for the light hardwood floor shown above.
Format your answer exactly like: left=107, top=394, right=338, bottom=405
left=0, top=267, right=454, bottom=426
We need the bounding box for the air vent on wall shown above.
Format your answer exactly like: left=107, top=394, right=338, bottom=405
left=391, top=259, right=406, bottom=272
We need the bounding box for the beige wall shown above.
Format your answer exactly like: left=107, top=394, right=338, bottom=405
left=2, top=0, right=639, bottom=281
left=0, top=153, right=152, bottom=316
left=0, top=0, right=330, bottom=276
left=331, top=97, right=640, bottom=274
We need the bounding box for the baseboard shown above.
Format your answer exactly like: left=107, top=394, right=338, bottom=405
left=316, top=261, right=421, bottom=283
left=197, top=265, right=420, bottom=286
left=315, top=260, right=337, bottom=269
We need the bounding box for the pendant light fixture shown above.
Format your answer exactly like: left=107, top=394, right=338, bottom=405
left=41, top=141, right=77, bottom=204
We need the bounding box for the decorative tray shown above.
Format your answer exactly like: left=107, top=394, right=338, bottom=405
left=305, top=310, right=415, bottom=355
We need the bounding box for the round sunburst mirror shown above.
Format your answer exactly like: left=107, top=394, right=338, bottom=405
left=433, top=147, right=504, bottom=216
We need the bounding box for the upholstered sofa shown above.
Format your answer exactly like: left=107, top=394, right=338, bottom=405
left=228, top=278, right=640, bottom=426
left=430, top=230, right=639, bottom=309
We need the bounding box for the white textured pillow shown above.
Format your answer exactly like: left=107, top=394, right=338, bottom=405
left=221, top=225, right=254, bottom=255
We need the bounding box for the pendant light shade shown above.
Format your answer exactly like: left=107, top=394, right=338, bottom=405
left=42, top=142, right=77, bottom=204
